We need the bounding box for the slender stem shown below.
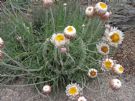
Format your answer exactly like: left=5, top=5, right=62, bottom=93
left=20, top=39, right=27, bottom=52
left=0, top=77, right=58, bottom=87
left=50, top=7, right=55, bottom=33
left=64, top=6, right=67, bottom=25
left=3, top=52, right=27, bottom=70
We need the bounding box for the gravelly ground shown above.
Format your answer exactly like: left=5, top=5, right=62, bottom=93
left=0, top=74, right=135, bottom=101
left=1, top=1, right=135, bottom=101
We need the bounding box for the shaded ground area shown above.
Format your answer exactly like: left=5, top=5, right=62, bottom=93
left=109, top=1, right=135, bottom=31
left=0, top=1, right=135, bottom=101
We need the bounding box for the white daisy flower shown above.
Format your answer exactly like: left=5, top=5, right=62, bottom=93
left=50, top=33, right=68, bottom=47
left=102, top=58, right=115, bottom=71
left=78, top=96, right=87, bottom=101
left=66, top=83, right=81, bottom=98
left=95, top=2, right=108, bottom=15
left=109, top=79, right=122, bottom=90
left=85, top=6, right=95, bottom=17
left=64, top=26, right=76, bottom=39
left=105, top=29, right=124, bottom=47
left=96, top=42, right=110, bottom=55
left=88, top=68, right=98, bottom=78
left=113, top=64, right=124, bottom=74
left=42, top=85, right=51, bottom=94
left=0, top=37, right=4, bottom=49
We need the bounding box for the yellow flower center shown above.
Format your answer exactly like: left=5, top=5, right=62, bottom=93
left=68, top=86, right=78, bottom=96
left=104, top=60, right=112, bottom=70
left=101, top=46, right=108, bottom=53
left=67, top=26, right=73, bottom=32
left=119, top=66, right=124, bottom=73
left=55, top=34, right=65, bottom=42
left=90, top=71, right=97, bottom=77
left=100, top=2, right=107, bottom=9
left=110, top=33, right=120, bottom=43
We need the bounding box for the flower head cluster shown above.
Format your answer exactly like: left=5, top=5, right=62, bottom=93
left=85, top=2, right=111, bottom=20
left=50, top=26, right=76, bottom=53
left=98, top=26, right=124, bottom=70
left=95, top=24, right=125, bottom=91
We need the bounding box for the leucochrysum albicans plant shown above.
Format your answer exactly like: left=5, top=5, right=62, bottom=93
left=0, top=0, right=124, bottom=100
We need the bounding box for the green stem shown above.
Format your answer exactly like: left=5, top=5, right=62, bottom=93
left=50, top=7, right=56, bottom=33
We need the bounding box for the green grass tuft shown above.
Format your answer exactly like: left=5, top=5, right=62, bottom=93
left=0, top=0, right=108, bottom=93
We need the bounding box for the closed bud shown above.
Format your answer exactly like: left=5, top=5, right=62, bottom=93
left=100, top=11, right=112, bottom=20
left=109, top=79, right=122, bottom=90
left=16, top=36, right=22, bottom=41
left=0, top=37, right=4, bottom=49
left=85, top=6, right=95, bottom=18
left=43, top=0, right=53, bottom=8
left=42, top=85, right=51, bottom=94
left=60, top=47, right=68, bottom=53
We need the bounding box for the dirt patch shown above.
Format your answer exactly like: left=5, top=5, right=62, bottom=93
left=0, top=74, right=135, bottom=101
left=114, top=29, right=135, bottom=74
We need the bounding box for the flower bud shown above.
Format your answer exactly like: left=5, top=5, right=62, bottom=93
left=43, top=0, right=53, bottom=8
left=60, top=47, right=68, bottom=53
left=100, top=11, right=112, bottom=20
left=16, top=36, right=22, bottom=41
left=78, top=96, right=87, bottom=101
left=43, top=85, right=51, bottom=94
left=63, top=3, right=67, bottom=7
left=109, top=79, right=122, bottom=90
left=85, top=6, right=95, bottom=18
left=64, top=26, right=76, bottom=39
left=0, top=37, right=4, bottom=49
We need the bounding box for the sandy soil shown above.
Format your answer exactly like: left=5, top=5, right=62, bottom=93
left=0, top=74, right=135, bottom=101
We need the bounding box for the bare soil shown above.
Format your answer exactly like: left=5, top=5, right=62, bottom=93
left=0, top=74, right=135, bottom=101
